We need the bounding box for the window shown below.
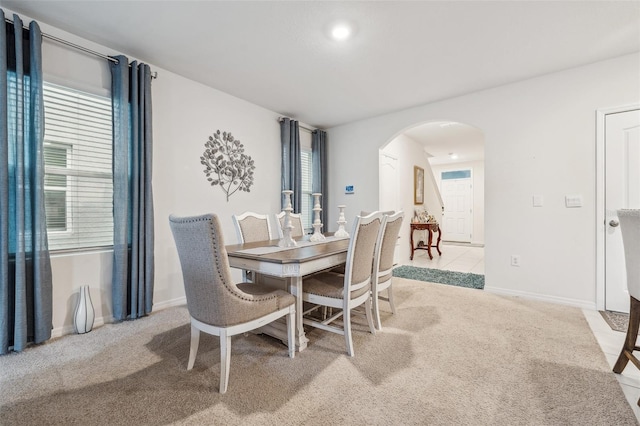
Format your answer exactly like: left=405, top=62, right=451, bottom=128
left=43, top=142, right=71, bottom=231
left=441, top=170, right=471, bottom=180
left=299, top=128, right=315, bottom=233
left=43, top=82, right=113, bottom=251
left=301, top=149, right=313, bottom=231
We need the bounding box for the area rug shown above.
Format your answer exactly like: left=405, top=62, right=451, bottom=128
left=600, top=310, right=630, bottom=333
left=392, top=265, right=485, bottom=289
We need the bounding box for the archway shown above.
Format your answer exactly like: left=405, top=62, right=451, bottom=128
left=378, top=120, right=485, bottom=267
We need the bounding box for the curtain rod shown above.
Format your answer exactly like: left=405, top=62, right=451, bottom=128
left=278, top=117, right=314, bottom=132
left=4, top=17, right=158, bottom=79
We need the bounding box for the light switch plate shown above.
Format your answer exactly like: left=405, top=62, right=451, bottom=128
left=532, top=195, right=543, bottom=207
left=565, top=195, right=583, bottom=208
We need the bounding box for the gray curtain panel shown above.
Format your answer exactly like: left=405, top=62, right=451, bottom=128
left=312, top=130, right=328, bottom=228
left=0, top=11, right=53, bottom=354
left=110, top=55, right=154, bottom=321
left=280, top=118, right=301, bottom=213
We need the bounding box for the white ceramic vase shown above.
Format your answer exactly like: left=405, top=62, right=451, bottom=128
left=74, top=285, right=95, bottom=334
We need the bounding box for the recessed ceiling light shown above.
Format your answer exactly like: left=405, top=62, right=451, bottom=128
left=449, top=153, right=459, bottom=159
left=331, top=23, right=352, bottom=41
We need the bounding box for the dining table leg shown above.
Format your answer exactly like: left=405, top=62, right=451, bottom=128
left=288, top=275, right=309, bottom=351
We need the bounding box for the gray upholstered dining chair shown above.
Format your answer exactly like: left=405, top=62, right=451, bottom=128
left=231, top=211, right=274, bottom=281
left=297, top=212, right=385, bottom=357
left=331, top=210, right=397, bottom=277
left=232, top=211, right=274, bottom=243
left=613, top=209, right=640, bottom=406
left=371, top=211, right=404, bottom=330
left=275, top=211, right=305, bottom=239
left=169, top=213, right=295, bottom=394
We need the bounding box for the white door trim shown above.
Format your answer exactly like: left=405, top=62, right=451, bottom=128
left=595, top=103, right=640, bottom=311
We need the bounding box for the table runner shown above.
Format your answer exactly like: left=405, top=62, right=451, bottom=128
left=235, top=235, right=348, bottom=255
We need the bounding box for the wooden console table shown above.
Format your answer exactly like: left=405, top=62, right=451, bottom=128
left=410, top=222, right=442, bottom=260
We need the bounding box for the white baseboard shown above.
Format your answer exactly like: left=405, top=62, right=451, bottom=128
left=484, top=286, right=597, bottom=310
left=441, top=241, right=485, bottom=248
left=153, top=296, right=187, bottom=311
left=50, top=296, right=187, bottom=339
left=51, top=316, right=111, bottom=339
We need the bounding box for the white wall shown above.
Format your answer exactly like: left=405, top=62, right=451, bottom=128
left=152, top=68, right=282, bottom=307
left=380, top=133, right=441, bottom=261
left=10, top=8, right=640, bottom=333
left=431, top=160, right=485, bottom=245
left=10, top=11, right=283, bottom=336
left=327, top=53, right=640, bottom=308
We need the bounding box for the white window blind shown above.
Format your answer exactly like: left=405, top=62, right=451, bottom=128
left=43, top=82, right=114, bottom=251
left=301, top=149, right=313, bottom=231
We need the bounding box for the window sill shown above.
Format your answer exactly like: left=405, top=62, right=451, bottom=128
left=50, top=246, right=114, bottom=258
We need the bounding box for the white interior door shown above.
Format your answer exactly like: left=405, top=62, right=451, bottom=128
left=379, top=152, right=401, bottom=263
left=441, top=175, right=472, bottom=242
left=379, top=152, right=399, bottom=213
left=605, top=108, right=640, bottom=313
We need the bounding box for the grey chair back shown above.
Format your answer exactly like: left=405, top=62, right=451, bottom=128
left=360, top=210, right=395, bottom=217
left=376, top=211, right=404, bottom=277
left=618, top=209, right=640, bottom=300
left=169, top=213, right=278, bottom=327
left=232, top=212, right=273, bottom=243
left=276, top=211, right=305, bottom=238
left=344, top=212, right=385, bottom=299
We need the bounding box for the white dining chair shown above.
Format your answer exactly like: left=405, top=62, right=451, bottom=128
left=232, top=211, right=274, bottom=282
left=297, top=212, right=385, bottom=356
left=275, top=211, right=305, bottom=239
left=232, top=211, right=274, bottom=244
left=613, top=209, right=640, bottom=407
left=371, top=211, right=404, bottom=330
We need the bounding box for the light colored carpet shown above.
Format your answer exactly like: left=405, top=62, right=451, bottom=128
left=0, top=278, right=635, bottom=425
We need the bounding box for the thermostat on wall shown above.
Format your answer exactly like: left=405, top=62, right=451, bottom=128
left=345, top=185, right=355, bottom=194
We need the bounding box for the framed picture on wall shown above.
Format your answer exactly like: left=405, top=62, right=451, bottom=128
left=414, top=166, right=424, bottom=205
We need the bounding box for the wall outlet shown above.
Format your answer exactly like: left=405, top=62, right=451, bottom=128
left=511, top=255, right=521, bottom=267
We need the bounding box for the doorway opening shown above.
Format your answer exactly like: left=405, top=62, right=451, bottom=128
left=378, top=120, right=485, bottom=272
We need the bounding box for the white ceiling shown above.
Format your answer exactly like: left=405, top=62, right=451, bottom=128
left=4, top=0, right=640, bottom=159
left=404, top=121, right=484, bottom=166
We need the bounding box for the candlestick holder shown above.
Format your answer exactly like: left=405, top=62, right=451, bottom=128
left=334, top=205, right=349, bottom=238
left=278, top=190, right=297, bottom=247
left=310, top=193, right=326, bottom=242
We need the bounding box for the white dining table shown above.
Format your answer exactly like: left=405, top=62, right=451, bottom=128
left=225, top=235, right=349, bottom=351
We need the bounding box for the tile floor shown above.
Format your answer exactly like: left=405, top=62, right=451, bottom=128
left=403, top=242, right=640, bottom=420
left=404, top=241, right=484, bottom=274
left=583, top=309, right=640, bottom=421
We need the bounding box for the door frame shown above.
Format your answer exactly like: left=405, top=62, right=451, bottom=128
left=595, top=103, right=639, bottom=311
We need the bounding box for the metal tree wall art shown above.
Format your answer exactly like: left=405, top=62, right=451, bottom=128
left=201, top=130, right=256, bottom=201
